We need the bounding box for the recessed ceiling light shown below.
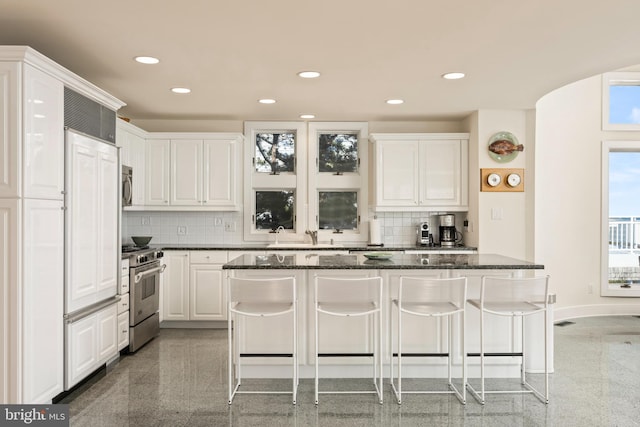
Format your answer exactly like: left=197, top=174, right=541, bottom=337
left=297, top=71, right=321, bottom=79
left=171, top=87, right=191, bottom=94
left=258, top=99, right=276, bottom=104
left=442, top=72, right=465, bottom=80
left=386, top=99, right=404, bottom=105
left=300, top=114, right=315, bottom=119
left=134, top=56, right=160, bottom=65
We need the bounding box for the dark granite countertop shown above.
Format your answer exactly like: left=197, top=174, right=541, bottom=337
left=222, top=253, right=543, bottom=270
left=157, top=243, right=476, bottom=252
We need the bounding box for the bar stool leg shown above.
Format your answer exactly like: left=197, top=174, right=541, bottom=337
left=521, top=316, right=526, bottom=385
left=480, top=308, right=485, bottom=405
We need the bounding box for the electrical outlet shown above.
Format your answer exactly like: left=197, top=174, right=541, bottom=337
left=177, top=225, right=187, bottom=235
left=587, top=283, right=594, bottom=294
left=224, top=221, right=236, bottom=232
left=214, top=217, right=222, bottom=226
left=141, top=216, right=151, bottom=226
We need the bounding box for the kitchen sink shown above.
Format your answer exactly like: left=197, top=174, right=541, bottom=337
left=266, top=243, right=343, bottom=249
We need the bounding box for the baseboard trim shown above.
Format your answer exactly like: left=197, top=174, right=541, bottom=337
left=554, top=304, right=640, bottom=322
left=160, top=320, right=228, bottom=329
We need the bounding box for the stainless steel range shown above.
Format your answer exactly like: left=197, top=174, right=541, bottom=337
left=122, top=246, right=165, bottom=352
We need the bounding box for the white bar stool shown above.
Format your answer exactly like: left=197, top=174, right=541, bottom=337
left=228, top=276, right=298, bottom=404
left=314, top=276, right=383, bottom=405
left=466, top=275, right=550, bottom=404
left=390, top=276, right=467, bottom=404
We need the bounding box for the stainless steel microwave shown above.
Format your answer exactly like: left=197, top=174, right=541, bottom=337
left=122, top=165, right=132, bottom=207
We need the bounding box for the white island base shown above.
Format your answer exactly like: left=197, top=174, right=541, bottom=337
left=228, top=267, right=553, bottom=380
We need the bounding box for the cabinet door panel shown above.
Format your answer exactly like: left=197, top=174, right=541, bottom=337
left=376, top=141, right=419, bottom=206
left=66, top=139, right=98, bottom=312
left=171, top=139, right=202, bottom=205
left=162, top=251, right=190, bottom=320
left=22, top=199, right=64, bottom=402
left=190, top=265, right=225, bottom=320
left=66, top=314, right=97, bottom=389
left=97, top=305, right=118, bottom=363
left=97, top=145, right=119, bottom=296
left=203, top=139, right=237, bottom=208
left=145, top=139, right=170, bottom=205
left=421, top=140, right=461, bottom=206
left=129, top=133, right=146, bottom=206
left=23, top=64, right=64, bottom=199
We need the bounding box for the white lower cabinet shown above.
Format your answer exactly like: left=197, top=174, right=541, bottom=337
left=162, top=251, right=227, bottom=322
left=66, top=304, right=118, bottom=389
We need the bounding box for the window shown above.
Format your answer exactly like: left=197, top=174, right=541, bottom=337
left=318, top=133, right=359, bottom=174
left=601, top=141, right=640, bottom=296
left=602, top=72, right=640, bottom=130
left=244, top=122, right=307, bottom=240
left=309, top=122, right=369, bottom=242
left=255, top=133, right=295, bottom=173
left=244, top=121, right=369, bottom=243
left=318, top=191, right=358, bottom=231
left=255, top=190, right=295, bottom=230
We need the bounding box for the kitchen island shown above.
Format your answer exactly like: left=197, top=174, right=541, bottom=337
left=223, top=253, right=550, bottom=379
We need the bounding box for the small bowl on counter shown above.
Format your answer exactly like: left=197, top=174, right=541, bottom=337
left=131, top=236, right=152, bottom=247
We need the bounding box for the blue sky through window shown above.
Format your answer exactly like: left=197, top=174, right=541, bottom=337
left=609, top=152, right=640, bottom=216
left=609, top=85, right=640, bottom=124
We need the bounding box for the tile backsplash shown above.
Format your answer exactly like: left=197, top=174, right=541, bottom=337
left=123, top=210, right=467, bottom=246
left=123, top=211, right=243, bottom=245
left=373, top=211, right=467, bottom=246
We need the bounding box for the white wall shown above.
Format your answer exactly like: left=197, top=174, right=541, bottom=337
left=536, top=74, right=640, bottom=320
left=474, top=110, right=531, bottom=261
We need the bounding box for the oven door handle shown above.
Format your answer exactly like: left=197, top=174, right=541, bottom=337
left=134, top=264, right=166, bottom=283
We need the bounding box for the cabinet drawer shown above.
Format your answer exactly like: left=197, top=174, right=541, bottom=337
left=117, top=311, right=129, bottom=351
left=120, top=275, right=129, bottom=295
left=190, top=251, right=227, bottom=264
left=121, top=258, right=130, bottom=276
left=118, top=294, right=129, bottom=314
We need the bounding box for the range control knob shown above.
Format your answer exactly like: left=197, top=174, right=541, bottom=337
left=156, top=251, right=164, bottom=259
left=138, top=255, right=148, bottom=264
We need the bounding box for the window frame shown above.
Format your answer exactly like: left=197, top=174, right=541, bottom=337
left=602, top=72, right=640, bottom=131
left=308, top=122, right=369, bottom=243
left=244, top=121, right=307, bottom=242
left=600, top=140, right=640, bottom=296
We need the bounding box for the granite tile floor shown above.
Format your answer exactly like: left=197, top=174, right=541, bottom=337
left=64, top=316, right=640, bottom=426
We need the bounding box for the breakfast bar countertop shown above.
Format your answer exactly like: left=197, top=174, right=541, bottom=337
left=222, top=253, right=544, bottom=270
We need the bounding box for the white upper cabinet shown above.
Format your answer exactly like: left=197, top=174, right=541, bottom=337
left=116, top=120, right=146, bottom=207
left=23, top=64, right=64, bottom=200
left=0, top=62, right=64, bottom=200
left=370, top=133, right=469, bottom=211
left=145, top=139, right=170, bottom=206
left=171, top=139, right=202, bottom=206
left=203, top=138, right=239, bottom=209
left=148, top=134, right=242, bottom=210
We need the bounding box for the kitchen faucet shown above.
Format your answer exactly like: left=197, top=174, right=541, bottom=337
left=274, top=225, right=285, bottom=244
left=305, top=230, right=318, bottom=245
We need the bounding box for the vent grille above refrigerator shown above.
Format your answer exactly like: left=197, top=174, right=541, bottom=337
left=64, top=87, right=116, bottom=143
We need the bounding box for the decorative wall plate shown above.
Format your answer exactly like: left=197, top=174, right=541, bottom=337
left=488, top=131, right=524, bottom=163
left=507, top=173, right=522, bottom=187
left=487, top=173, right=501, bottom=187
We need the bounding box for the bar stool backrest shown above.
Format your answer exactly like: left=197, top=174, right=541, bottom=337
left=229, top=277, right=296, bottom=304
left=315, top=276, right=382, bottom=305
left=399, top=276, right=467, bottom=309
left=481, top=275, right=549, bottom=306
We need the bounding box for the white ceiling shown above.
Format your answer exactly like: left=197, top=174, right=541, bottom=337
left=2, top=0, right=640, bottom=122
